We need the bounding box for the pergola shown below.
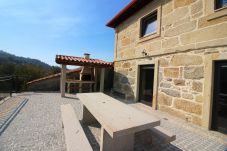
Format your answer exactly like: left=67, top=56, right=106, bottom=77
left=55, top=54, right=113, bottom=97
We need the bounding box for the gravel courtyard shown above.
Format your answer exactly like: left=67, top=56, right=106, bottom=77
left=0, top=93, right=226, bottom=151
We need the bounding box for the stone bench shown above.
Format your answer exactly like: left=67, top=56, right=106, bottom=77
left=61, top=104, right=93, bottom=151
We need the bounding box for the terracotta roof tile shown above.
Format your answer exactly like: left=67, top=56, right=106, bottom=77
left=55, top=55, right=113, bottom=67
left=27, top=68, right=82, bottom=85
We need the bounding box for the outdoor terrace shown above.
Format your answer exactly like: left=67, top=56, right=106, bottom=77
left=0, top=93, right=226, bottom=151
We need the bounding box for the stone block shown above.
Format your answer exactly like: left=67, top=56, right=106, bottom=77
left=173, top=79, right=185, bottom=86
left=164, top=68, right=179, bottom=78
left=114, top=62, right=121, bottom=68
left=162, top=37, right=179, bottom=48
left=174, top=98, right=202, bottom=115
left=121, top=37, right=131, bottom=46
left=191, top=0, right=203, bottom=15
left=159, top=58, right=169, bottom=67
left=192, top=81, right=203, bottom=92
left=170, top=54, right=203, bottom=66
left=160, top=82, right=172, bottom=88
left=161, top=88, right=181, bottom=97
left=182, top=93, right=194, bottom=100
left=159, top=105, right=186, bottom=119
left=147, top=40, right=162, bottom=51
left=195, top=95, right=203, bottom=103
left=122, top=62, right=131, bottom=68
left=198, top=15, right=227, bottom=29
left=184, top=66, right=204, bottom=79
left=181, top=23, right=227, bottom=45
left=163, top=1, right=173, bottom=16
left=121, top=77, right=129, bottom=84
left=162, top=7, right=189, bottom=26
left=196, top=37, right=227, bottom=49
left=165, top=21, right=196, bottom=37
left=173, top=16, right=190, bottom=27
left=174, top=0, right=197, bottom=9
left=192, top=115, right=202, bottom=126
left=158, top=92, right=172, bottom=106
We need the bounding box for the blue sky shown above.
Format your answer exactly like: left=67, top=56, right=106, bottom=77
left=0, top=0, right=130, bottom=66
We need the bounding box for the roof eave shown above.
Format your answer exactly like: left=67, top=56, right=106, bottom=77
left=106, top=0, right=153, bottom=28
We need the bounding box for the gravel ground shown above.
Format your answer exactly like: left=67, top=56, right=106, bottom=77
left=0, top=93, right=226, bottom=151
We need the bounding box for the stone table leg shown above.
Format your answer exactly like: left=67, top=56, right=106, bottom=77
left=100, top=127, right=134, bottom=151
left=82, top=105, right=97, bottom=124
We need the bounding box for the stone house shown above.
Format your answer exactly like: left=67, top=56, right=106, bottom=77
left=106, top=0, right=227, bottom=134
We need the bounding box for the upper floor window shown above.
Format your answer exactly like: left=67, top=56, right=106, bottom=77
left=140, top=11, right=157, bottom=37
left=216, top=0, right=227, bottom=9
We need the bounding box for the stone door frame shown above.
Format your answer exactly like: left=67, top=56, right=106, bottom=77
left=134, top=59, right=159, bottom=109
left=203, top=53, right=227, bottom=129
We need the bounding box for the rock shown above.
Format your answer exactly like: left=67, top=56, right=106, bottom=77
left=184, top=66, right=204, bottom=79
left=161, top=88, right=181, bottom=97
left=164, top=68, right=179, bottom=78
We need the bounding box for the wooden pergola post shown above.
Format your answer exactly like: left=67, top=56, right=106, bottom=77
left=100, top=68, right=105, bottom=92
left=61, top=64, right=66, bottom=97
left=94, top=67, right=97, bottom=92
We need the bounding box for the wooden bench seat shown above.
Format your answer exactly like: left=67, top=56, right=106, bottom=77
left=131, top=103, right=176, bottom=145
left=61, top=104, right=93, bottom=151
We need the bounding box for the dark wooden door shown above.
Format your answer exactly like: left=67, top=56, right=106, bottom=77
left=212, top=61, right=227, bottom=134
left=139, top=65, right=154, bottom=105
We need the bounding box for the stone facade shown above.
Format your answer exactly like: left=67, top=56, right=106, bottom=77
left=112, top=0, right=227, bottom=127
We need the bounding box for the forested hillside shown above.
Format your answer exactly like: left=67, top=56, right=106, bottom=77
left=0, top=50, right=60, bottom=91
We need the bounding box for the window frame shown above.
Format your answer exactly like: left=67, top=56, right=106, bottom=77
left=138, top=7, right=161, bottom=43
left=215, top=0, right=227, bottom=10
left=140, top=11, right=158, bottom=38
left=205, top=0, right=227, bottom=21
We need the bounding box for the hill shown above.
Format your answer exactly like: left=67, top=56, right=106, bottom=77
left=0, top=50, right=51, bottom=69
left=0, top=50, right=60, bottom=92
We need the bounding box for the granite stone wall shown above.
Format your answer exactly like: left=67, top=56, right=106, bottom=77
left=113, top=0, right=227, bottom=126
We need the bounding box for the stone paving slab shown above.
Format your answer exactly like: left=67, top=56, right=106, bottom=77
left=0, top=93, right=226, bottom=151
left=0, top=96, right=26, bottom=129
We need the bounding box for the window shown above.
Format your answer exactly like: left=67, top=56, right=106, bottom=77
left=140, top=12, right=157, bottom=37
left=216, top=0, right=227, bottom=9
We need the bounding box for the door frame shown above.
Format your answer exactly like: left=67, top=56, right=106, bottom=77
left=203, top=53, right=227, bottom=129
left=211, top=60, right=227, bottom=131
left=134, top=59, right=159, bottom=110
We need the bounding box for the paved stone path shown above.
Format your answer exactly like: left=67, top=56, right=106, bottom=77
left=0, top=96, right=26, bottom=130
left=0, top=93, right=226, bottom=151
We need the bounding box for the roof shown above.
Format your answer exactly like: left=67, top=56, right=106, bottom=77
left=106, top=0, right=153, bottom=28
left=55, top=55, right=113, bottom=68
left=27, top=68, right=82, bottom=85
